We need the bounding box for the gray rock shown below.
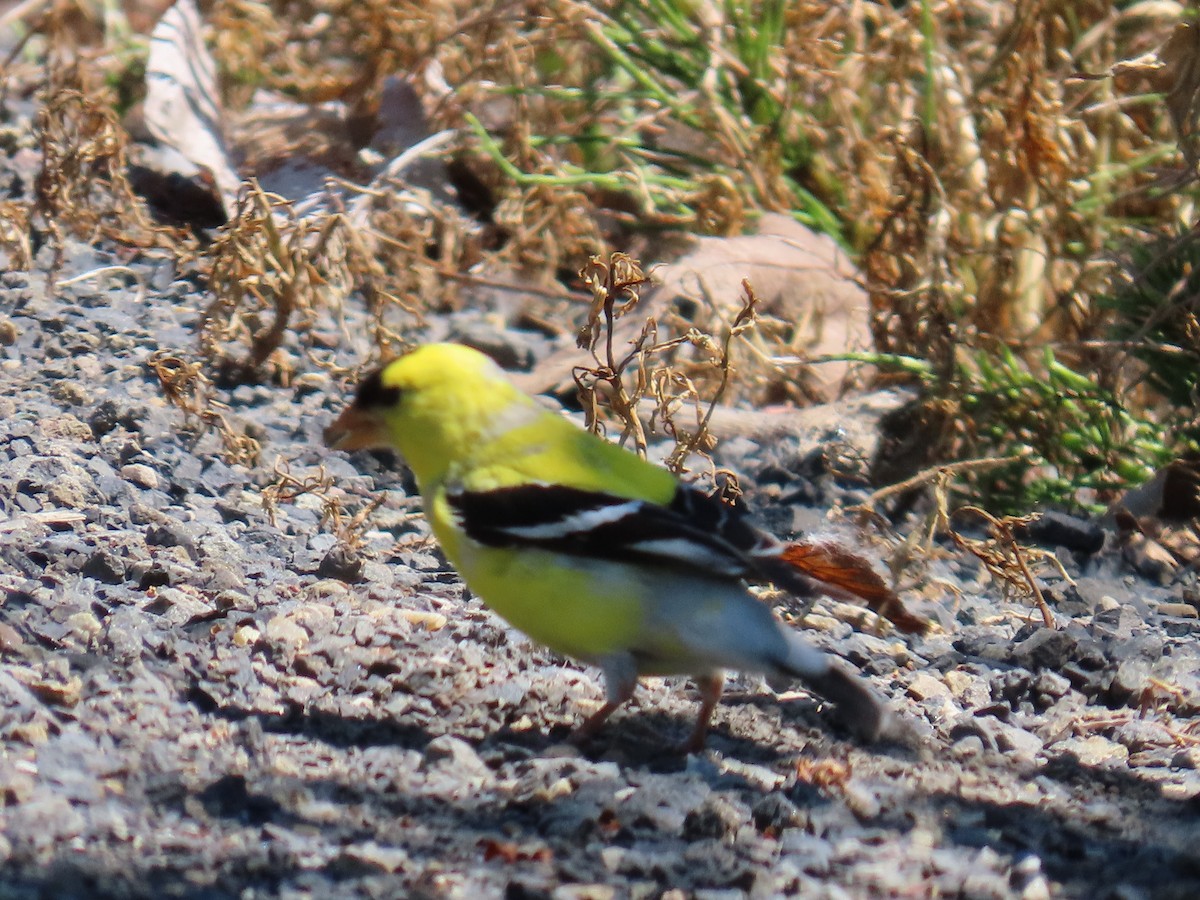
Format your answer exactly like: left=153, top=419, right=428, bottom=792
left=81, top=549, right=127, bottom=584
left=682, top=793, right=745, bottom=840
left=1011, top=628, right=1077, bottom=671
left=120, top=463, right=160, bottom=490
left=1171, top=747, right=1200, bottom=769
left=317, top=544, right=364, bottom=582
left=1108, top=659, right=1153, bottom=706
left=421, top=735, right=493, bottom=784
left=1112, top=720, right=1173, bottom=753
left=1091, top=604, right=1142, bottom=641
left=1051, top=734, right=1130, bottom=766
left=1031, top=671, right=1071, bottom=706
left=750, top=793, right=803, bottom=833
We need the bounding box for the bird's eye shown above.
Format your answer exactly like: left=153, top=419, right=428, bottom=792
left=353, top=368, right=403, bottom=409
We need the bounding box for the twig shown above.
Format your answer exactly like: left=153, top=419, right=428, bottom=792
left=853, top=454, right=1027, bottom=511
left=57, top=265, right=147, bottom=306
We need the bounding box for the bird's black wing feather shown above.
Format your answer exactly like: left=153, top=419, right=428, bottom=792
left=446, top=483, right=753, bottom=578
left=448, top=482, right=817, bottom=596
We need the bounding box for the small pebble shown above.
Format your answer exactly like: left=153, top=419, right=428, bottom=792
left=1171, top=747, right=1200, bottom=770
left=907, top=672, right=950, bottom=701
left=1053, top=735, right=1130, bottom=767
left=120, top=463, right=160, bottom=490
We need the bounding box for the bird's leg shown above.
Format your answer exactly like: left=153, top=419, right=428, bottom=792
left=570, top=655, right=638, bottom=745
left=683, top=671, right=725, bottom=753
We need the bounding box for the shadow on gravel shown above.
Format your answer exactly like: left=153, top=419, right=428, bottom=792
left=1, top=765, right=606, bottom=899
left=917, top=758, right=1200, bottom=897
left=190, top=680, right=824, bottom=768
left=6, top=729, right=1199, bottom=899
left=0, top=862, right=243, bottom=900
left=8, top=674, right=1196, bottom=898
left=187, top=686, right=437, bottom=751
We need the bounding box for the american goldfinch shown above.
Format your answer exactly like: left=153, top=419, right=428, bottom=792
left=325, top=343, right=894, bottom=749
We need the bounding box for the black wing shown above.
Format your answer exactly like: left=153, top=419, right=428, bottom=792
left=446, top=483, right=768, bottom=579
left=447, top=482, right=817, bottom=596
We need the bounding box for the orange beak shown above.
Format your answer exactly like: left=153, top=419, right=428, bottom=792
left=324, top=405, right=390, bottom=452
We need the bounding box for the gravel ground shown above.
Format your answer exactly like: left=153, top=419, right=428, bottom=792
left=2, top=127, right=1200, bottom=900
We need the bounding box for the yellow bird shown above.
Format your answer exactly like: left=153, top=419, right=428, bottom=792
left=325, top=343, right=893, bottom=749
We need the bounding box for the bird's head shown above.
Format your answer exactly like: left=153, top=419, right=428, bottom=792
left=324, top=343, right=537, bottom=485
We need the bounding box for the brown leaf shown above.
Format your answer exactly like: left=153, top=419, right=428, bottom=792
left=794, top=757, right=851, bottom=791
left=479, top=838, right=552, bottom=864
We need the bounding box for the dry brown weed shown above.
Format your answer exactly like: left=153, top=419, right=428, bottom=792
left=571, top=252, right=768, bottom=489
left=260, top=456, right=383, bottom=549
left=33, top=78, right=176, bottom=279
left=145, top=350, right=262, bottom=466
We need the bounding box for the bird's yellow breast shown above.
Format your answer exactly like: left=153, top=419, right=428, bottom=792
left=427, top=491, right=647, bottom=660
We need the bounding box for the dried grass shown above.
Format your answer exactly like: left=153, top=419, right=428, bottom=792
left=202, top=181, right=340, bottom=384
left=145, top=350, right=262, bottom=465
left=572, top=251, right=765, bottom=491
left=260, top=456, right=383, bottom=549
left=33, top=78, right=177, bottom=276
left=7, top=0, right=1196, bottom=511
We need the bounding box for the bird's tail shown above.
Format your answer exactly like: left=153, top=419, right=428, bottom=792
left=775, top=630, right=892, bottom=743
left=754, top=539, right=931, bottom=635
